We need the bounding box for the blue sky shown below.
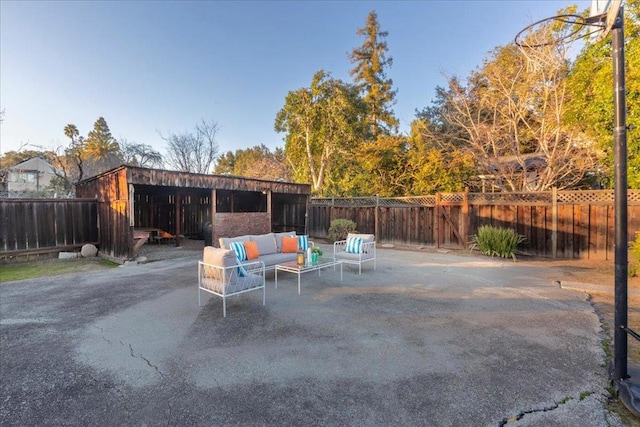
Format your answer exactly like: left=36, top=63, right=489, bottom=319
left=0, top=0, right=590, bottom=158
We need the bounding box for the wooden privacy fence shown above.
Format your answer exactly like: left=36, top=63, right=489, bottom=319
left=309, top=190, right=640, bottom=259
left=0, top=199, right=98, bottom=259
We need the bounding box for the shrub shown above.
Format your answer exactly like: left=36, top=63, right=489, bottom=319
left=469, top=225, right=525, bottom=261
left=328, top=219, right=357, bottom=243
left=630, top=232, right=640, bottom=277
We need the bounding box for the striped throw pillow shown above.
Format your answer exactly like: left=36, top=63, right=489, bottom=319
left=230, top=242, right=247, bottom=261
left=345, top=236, right=363, bottom=254
left=237, top=264, right=247, bottom=277
left=298, top=235, right=308, bottom=251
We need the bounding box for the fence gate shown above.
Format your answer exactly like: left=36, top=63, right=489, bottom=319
left=435, top=192, right=469, bottom=249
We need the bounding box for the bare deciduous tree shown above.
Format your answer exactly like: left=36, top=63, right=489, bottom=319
left=160, top=119, right=219, bottom=174
left=119, top=139, right=163, bottom=168
left=419, top=38, right=601, bottom=191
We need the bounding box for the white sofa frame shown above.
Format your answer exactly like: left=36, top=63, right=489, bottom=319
left=333, top=236, right=376, bottom=275
left=198, top=260, right=266, bottom=317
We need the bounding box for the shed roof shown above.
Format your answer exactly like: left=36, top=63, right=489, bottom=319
left=75, top=165, right=311, bottom=194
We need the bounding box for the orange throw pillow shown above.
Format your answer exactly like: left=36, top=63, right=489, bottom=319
left=244, top=241, right=260, bottom=260
left=281, top=236, right=298, bottom=253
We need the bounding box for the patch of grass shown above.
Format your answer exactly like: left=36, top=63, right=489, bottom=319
left=0, top=258, right=119, bottom=282
left=558, top=396, right=573, bottom=405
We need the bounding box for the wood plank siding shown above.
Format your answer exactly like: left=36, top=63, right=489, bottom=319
left=74, top=165, right=311, bottom=261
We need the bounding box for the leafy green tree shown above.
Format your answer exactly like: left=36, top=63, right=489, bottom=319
left=406, top=119, right=477, bottom=194
left=565, top=0, right=640, bottom=188
left=354, top=135, right=411, bottom=196
left=213, top=144, right=291, bottom=181
left=349, top=10, right=398, bottom=139
left=275, top=70, right=366, bottom=194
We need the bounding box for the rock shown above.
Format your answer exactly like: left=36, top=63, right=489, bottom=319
left=59, top=252, right=79, bottom=259
left=81, top=244, right=98, bottom=258
left=136, top=256, right=148, bottom=264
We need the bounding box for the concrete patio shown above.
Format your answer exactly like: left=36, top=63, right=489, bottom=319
left=0, top=245, right=623, bottom=426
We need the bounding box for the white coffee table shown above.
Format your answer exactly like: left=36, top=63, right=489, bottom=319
left=275, top=257, right=343, bottom=294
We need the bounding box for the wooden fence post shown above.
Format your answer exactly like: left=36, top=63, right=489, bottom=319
left=211, top=189, right=217, bottom=246
left=375, top=195, right=379, bottom=238
left=552, top=187, right=558, bottom=259
left=462, top=188, right=469, bottom=246
left=175, top=190, right=182, bottom=247
left=435, top=192, right=441, bottom=249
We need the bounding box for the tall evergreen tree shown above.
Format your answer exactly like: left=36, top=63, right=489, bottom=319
left=85, top=117, right=120, bottom=161
left=349, top=10, right=398, bottom=139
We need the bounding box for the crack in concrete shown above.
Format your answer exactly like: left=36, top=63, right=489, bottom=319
left=121, top=341, right=164, bottom=378
left=498, top=392, right=594, bottom=426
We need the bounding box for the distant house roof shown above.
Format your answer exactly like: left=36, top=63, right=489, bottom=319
left=9, top=157, right=60, bottom=175
left=487, top=154, right=548, bottom=173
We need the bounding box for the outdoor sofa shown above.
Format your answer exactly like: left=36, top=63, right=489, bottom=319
left=218, top=232, right=314, bottom=271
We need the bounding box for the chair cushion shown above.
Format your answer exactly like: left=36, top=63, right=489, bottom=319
left=282, top=236, right=298, bottom=253
left=345, top=236, right=363, bottom=253
left=275, top=231, right=296, bottom=252
left=250, top=233, right=277, bottom=255
left=230, top=242, right=248, bottom=261
left=203, top=247, right=237, bottom=281
left=244, top=241, right=260, bottom=260
left=347, top=233, right=375, bottom=244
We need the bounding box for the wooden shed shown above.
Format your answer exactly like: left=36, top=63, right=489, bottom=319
left=75, top=165, right=311, bottom=261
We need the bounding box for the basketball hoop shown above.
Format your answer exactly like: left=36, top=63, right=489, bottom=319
left=514, top=0, right=621, bottom=73
left=514, top=0, right=621, bottom=50
left=514, top=14, right=594, bottom=49
left=513, top=14, right=590, bottom=72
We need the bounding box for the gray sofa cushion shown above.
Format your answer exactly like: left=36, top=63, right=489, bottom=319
left=219, top=235, right=250, bottom=249
left=250, top=233, right=277, bottom=255
left=247, top=252, right=296, bottom=268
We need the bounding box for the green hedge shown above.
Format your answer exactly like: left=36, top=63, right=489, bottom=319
left=328, top=219, right=357, bottom=243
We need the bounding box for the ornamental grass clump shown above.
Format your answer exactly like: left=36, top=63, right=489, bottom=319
left=469, top=225, right=525, bottom=261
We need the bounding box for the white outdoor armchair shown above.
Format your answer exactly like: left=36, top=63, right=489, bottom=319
left=333, top=233, right=376, bottom=275
left=198, top=247, right=265, bottom=317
